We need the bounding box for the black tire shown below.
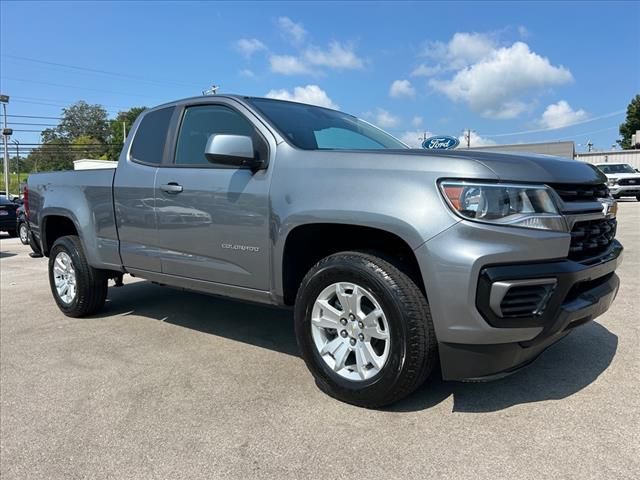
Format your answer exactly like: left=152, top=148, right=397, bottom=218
left=18, top=222, right=29, bottom=245
left=48, top=235, right=108, bottom=317
left=294, top=251, right=437, bottom=408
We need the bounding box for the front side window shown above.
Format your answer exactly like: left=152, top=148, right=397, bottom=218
left=130, top=107, right=174, bottom=164
left=247, top=98, right=407, bottom=150
left=175, top=105, right=256, bottom=165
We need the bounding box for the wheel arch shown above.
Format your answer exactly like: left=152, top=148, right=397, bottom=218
left=40, top=211, right=82, bottom=257
left=277, top=220, right=427, bottom=306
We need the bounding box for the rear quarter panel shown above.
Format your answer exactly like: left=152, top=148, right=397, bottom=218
left=28, top=169, right=121, bottom=270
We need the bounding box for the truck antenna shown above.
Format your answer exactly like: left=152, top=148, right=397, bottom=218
left=202, top=85, right=220, bottom=96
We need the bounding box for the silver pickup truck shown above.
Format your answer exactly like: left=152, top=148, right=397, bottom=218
left=26, top=95, right=623, bottom=407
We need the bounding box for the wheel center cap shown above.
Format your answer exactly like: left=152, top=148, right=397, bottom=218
left=348, top=322, right=359, bottom=337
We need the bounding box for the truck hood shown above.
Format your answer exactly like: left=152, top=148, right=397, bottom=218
left=402, top=150, right=608, bottom=184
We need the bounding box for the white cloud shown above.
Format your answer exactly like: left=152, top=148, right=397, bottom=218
left=423, top=32, right=497, bottom=69
left=389, top=79, right=416, bottom=98
left=539, top=100, right=588, bottom=129
left=365, top=108, right=400, bottom=129
left=278, top=17, right=307, bottom=44
left=265, top=85, right=338, bottom=109
left=398, top=130, right=434, bottom=148
left=411, top=64, right=441, bottom=77
left=304, top=42, right=364, bottom=70
left=411, top=116, right=423, bottom=127
left=457, top=131, right=497, bottom=147
left=269, top=55, right=312, bottom=75
left=236, top=38, right=266, bottom=58
left=429, top=41, right=573, bottom=119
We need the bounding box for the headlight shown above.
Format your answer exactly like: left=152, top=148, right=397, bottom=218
left=439, top=180, right=567, bottom=232
left=607, top=178, right=618, bottom=186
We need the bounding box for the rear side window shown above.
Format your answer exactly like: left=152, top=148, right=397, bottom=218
left=130, top=107, right=174, bottom=164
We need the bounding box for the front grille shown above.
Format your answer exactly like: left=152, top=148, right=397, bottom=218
left=618, top=178, right=640, bottom=186
left=549, top=183, right=608, bottom=202
left=569, top=218, right=617, bottom=261
left=500, top=284, right=555, bottom=317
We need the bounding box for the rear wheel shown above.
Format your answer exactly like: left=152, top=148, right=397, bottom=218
left=294, top=251, right=436, bottom=408
left=18, top=222, right=29, bottom=245
left=48, top=235, right=108, bottom=317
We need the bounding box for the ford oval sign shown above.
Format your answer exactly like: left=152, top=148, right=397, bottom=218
left=422, top=136, right=460, bottom=150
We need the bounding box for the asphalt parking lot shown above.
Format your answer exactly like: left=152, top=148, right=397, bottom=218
left=1, top=201, right=638, bottom=480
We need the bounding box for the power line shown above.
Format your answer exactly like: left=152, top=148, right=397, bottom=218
left=7, top=114, right=62, bottom=120
left=12, top=96, right=136, bottom=110
left=1, top=54, right=202, bottom=89
left=12, top=129, right=53, bottom=132
left=15, top=143, right=122, bottom=146
left=483, top=110, right=625, bottom=137
left=1, top=76, right=162, bottom=100
left=6, top=122, right=59, bottom=126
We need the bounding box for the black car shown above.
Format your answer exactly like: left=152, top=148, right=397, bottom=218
left=16, top=205, right=29, bottom=244
left=15, top=204, right=43, bottom=255
left=0, top=196, right=18, bottom=237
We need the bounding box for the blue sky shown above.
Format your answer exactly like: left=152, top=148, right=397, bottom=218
left=1, top=1, right=639, bottom=152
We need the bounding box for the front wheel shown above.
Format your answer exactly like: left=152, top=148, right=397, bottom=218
left=18, top=222, right=29, bottom=245
left=294, top=251, right=437, bottom=408
left=48, top=235, right=108, bottom=317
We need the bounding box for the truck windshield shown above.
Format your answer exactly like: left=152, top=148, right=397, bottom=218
left=597, top=164, right=636, bottom=174
left=248, top=98, right=407, bottom=150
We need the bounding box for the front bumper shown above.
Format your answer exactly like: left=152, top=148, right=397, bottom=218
left=610, top=185, right=640, bottom=196
left=440, top=241, right=622, bottom=380
left=0, top=216, right=17, bottom=231
left=415, top=218, right=623, bottom=381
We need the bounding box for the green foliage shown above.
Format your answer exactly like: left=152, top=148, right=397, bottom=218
left=0, top=172, right=29, bottom=195
left=57, top=101, right=110, bottom=143
left=107, top=106, right=146, bottom=160
left=24, top=101, right=147, bottom=170
left=618, top=94, right=640, bottom=149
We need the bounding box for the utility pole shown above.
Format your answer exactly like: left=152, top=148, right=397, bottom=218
left=1, top=94, right=10, bottom=197
left=123, top=121, right=126, bottom=143
left=11, top=139, right=19, bottom=196
left=587, top=141, right=593, bottom=152
left=464, top=129, right=472, bottom=148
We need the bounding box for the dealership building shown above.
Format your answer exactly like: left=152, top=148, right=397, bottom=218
left=470, top=131, right=640, bottom=170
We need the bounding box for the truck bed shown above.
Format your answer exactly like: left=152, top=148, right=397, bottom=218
left=28, top=168, right=122, bottom=270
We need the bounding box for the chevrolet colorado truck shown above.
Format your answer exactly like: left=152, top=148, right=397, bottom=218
left=26, top=95, right=623, bottom=407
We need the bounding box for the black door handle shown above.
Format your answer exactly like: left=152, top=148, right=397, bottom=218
left=160, top=183, right=183, bottom=194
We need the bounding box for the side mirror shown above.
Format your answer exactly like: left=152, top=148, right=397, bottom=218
left=204, top=134, right=262, bottom=168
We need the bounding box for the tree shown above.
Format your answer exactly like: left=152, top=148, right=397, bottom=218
left=107, top=106, right=146, bottom=160
left=56, top=101, right=110, bottom=144
left=25, top=101, right=112, bottom=170
left=28, top=139, right=74, bottom=171
left=618, top=94, right=640, bottom=149
left=23, top=101, right=145, bottom=171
